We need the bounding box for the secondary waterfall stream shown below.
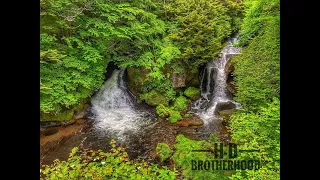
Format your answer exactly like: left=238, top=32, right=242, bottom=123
left=40, top=35, right=242, bottom=165
left=90, top=69, right=154, bottom=142
left=191, top=35, right=242, bottom=124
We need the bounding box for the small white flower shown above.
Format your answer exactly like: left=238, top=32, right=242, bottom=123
left=101, top=162, right=105, bottom=165
left=93, top=158, right=96, bottom=161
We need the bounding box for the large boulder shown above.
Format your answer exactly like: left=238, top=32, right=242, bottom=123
left=177, top=114, right=203, bottom=127
left=171, top=73, right=187, bottom=88
left=127, top=67, right=149, bottom=95
left=140, top=90, right=170, bottom=106
left=184, top=87, right=201, bottom=100
left=215, top=101, right=236, bottom=114
left=40, top=98, right=89, bottom=122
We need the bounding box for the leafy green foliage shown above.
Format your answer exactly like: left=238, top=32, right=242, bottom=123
left=40, top=0, right=243, bottom=118
left=209, top=134, right=217, bottom=143
left=40, top=139, right=177, bottom=179
left=165, top=0, right=244, bottom=70
left=184, top=87, right=201, bottom=100
left=228, top=0, right=280, bottom=179
left=40, top=0, right=172, bottom=116
left=156, top=142, right=172, bottom=162
left=229, top=98, right=280, bottom=179
left=236, top=0, right=280, bottom=46
left=232, top=0, right=279, bottom=112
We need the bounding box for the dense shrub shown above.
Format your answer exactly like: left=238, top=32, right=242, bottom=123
left=40, top=139, right=177, bottom=179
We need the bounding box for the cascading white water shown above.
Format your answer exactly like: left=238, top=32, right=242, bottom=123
left=90, top=69, right=153, bottom=142
left=192, top=35, right=242, bottom=122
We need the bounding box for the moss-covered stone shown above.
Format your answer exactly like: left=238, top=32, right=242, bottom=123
left=173, top=96, right=190, bottom=111
left=127, top=67, right=149, bottom=95
left=184, top=87, right=201, bottom=100
left=156, top=142, right=172, bottom=162
left=40, top=98, right=89, bottom=122
left=140, top=90, right=170, bottom=106
left=40, top=109, right=75, bottom=122
left=156, top=104, right=171, bottom=118
left=156, top=104, right=183, bottom=123
left=168, top=110, right=183, bottom=123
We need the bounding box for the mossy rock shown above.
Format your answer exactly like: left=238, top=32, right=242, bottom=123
left=156, top=104, right=171, bottom=118
left=40, top=109, right=75, bottom=122
left=156, top=104, right=183, bottom=123
left=40, top=98, right=89, bottom=122
left=127, top=67, right=148, bottom=95
left=173, top=96, right=190, bottom=111
left=140, top=90, right=170, bottom=106
left=167, top=110, right=183, bottom=123
left=156, top=142, right=172, bottom=162
left=184, top=87, right=201, bottom=100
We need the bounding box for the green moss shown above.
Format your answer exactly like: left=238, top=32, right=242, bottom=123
left=168, top=110, right=183, bottom=123
left=40, top=109, right=74, bottom=122
left=156, top=142, right=172, bottom=162
left=184, top=87, right=201, bottom=100
left=140, top=90, right=170, bottom=106
left=156, top=104, right=183, bottom=123
left=184, top=113, right=191, bottom=118
left=185, top=69, right=200, bottom=87
left=173, top=96, right=190, bottom=111
left=127, top=67, right=147, bottom=94
left=156, top=104, right=171, bottom=118
left=40, top=98, right=89, bottom=122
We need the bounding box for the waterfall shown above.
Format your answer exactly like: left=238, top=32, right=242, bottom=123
left=191, top=35, right=242, bottom=122
left=90, top=69, right=153, bottom=142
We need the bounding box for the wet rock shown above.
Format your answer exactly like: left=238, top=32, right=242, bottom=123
left=177, top=114, right=203, bottom=127
left=73, top=109, right=87, bottom=120
left=225, top=59, right=234, bottom=74
left=225, top=59, right=237, bottom=95
left=127, top=67, right=149, bottom=95
left=217, top=110, right=234, bottom=122
left=43, top=128, right=59, bottom=136
left=171, top=73, right=186, bottom=88
left=215, top=101, right=236, bottom=113
left=200, top=101, right=209, bottom=109
left=227, top=83, right=237, bottom=94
